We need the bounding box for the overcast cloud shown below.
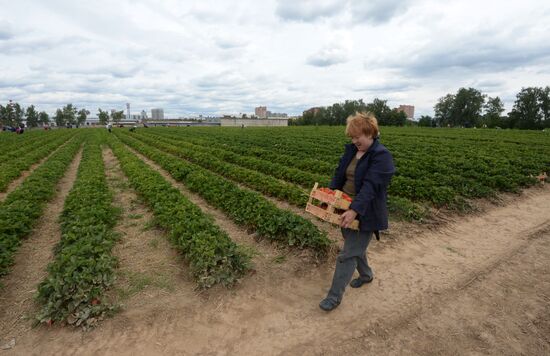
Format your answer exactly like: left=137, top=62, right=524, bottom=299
left=1, top=0, right=549, bottom=117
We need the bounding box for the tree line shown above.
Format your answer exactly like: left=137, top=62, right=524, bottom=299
left=291, top=98, right=408, bottom=126
left=291, top=86, right=550, bottom=130
left=0, top=102, right=125, bottom=128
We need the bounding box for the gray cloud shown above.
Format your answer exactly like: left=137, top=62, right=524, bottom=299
left=307, top=31, right=352, bottom=67
left=0, top=35, right=89, bottom=54
left=468, top=79, right=505, bottom=91
left=366, top=28, right=550, bottom=79
left=408, top=43, right=550, bottom=76
left=306, top=52, right=347, bottom=67
left=353, top=81, right=416, bottom=93
left=2, top=0, right=550, bottom=117
left=350, top=0, right=410, bottom=24
left=0, top=21, right=14, bottom=40
left=275, top=0, right=343, bottom=22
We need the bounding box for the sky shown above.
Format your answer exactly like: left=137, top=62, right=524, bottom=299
left=1, top=0, right=549, bottom=118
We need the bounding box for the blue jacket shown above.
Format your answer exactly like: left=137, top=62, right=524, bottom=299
left=329, top=138, right=395, bottom=231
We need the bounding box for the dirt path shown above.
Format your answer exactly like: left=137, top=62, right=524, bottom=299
left=122, top=146, right=320, bottom=289
left=102, top=148, right=196, bottom=314
left=1, top=179, right=549, bottom=354
left=0, top=149, right=82, bottom=345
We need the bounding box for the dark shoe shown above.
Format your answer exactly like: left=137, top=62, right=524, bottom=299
left=349, top=276, right=373, bottom=288
left=319, top=298, right=340, bottom=311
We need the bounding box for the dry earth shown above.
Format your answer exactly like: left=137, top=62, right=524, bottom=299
left=0, top=154, right=549, bottom=355
left=0, top=149, right=82, bottom=342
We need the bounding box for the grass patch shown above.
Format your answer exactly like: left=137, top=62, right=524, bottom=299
left=445, top=246, right=465, bottom=257
left=148, top=238, right=160, bottom=249
left=116, top=270, right=175, bottom=301
left=272, top=254, right=287, bottom=264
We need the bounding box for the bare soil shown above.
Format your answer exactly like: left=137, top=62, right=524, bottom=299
left=0, top=155, right=549, bottom=355
left=101, top=148, right=195, bottom=311
left=0, top=149, right=82, bottom=343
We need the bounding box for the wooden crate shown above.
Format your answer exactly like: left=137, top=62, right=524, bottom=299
left=305, top=183, right=359, bottom=230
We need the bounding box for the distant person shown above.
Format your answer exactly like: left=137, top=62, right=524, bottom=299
left=106, top=123, right=112, bottom=133
left=319, top=112, right=395, bottom=312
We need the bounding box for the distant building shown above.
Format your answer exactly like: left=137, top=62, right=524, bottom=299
left=267, top=112, right=288, bottom=119
left=221, top=117, right=288, bottom=127
left=144, top=118, right=219, bottom=127
left=303, top=107, right=322, bottom=116
left=84, top=117, right=101, bottom=126
left=126, top=103, right=131, bottom=120
left=151, top=108, right=164, bottom=120
left=397, top=105, right=415, bottom=119
left=255, top=106, right=267, bottom=119
left=141, top=110, right=148, bottom=120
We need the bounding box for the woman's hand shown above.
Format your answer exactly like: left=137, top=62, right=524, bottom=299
left=340, top=209, right=358, bottom=228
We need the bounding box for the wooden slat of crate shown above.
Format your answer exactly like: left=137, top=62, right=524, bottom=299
left=306, top=203, right=359, bottom=230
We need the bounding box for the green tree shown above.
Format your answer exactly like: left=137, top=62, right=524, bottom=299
left=13, top=103, right=24, bottom=126
left=508, top=86, right=550, bottom=129
left=54, top=109, right=65, bottom=127
left=62, top=104, right=77, bottom=126
left=25, top=105, right=39, bottom=127
left=418, top=115, right=434, bottom=127
left=483, top=96, right=505, bottom=128
left=453, top=88, right=486, bottom=127
left=294, top=98, right=410, bottom=126
left=0, top=104, right=6, bottom=127
left=386, top=109, right=407, bottom=126
left=434, top=88, right=486, bottom=127
left=366, top=98, right=391, bottom=124
left=1, top=101, right=24, bottom=127
left=77, top=108, right=90, bottom=127
left=111, top=110, right=124, bottom=123
left=38, top=111, right=50, bottom=126
left=434, top=94, right=455, bottom=127
left=97, top=109, right=110, bottom=125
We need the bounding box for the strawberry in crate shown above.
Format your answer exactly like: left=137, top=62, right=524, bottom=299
left=305, top=183, right=359, bottom=230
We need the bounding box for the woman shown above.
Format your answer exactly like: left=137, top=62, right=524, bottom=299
left=319, top=112, right=395, bottom=311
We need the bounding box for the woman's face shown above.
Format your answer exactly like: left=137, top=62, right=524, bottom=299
left=350, top=132, right=374, bottom=152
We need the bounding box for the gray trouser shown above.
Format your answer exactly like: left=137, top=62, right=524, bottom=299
left=326, top=229, right=373, bottom=303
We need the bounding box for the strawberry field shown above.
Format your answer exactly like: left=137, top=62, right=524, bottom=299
left=0, top=126, right=549, bottom=328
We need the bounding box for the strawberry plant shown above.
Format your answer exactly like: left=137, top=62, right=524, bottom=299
left=0, top=135, right=82, bottom=277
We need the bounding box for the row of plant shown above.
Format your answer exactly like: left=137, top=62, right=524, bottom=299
left=156, top=126, right=342, bottom=159
left=0, top=131, right=76, bottom=192
left=0, top=130, right=72, bottom=168
left=106, top=133, right=251, bottom=288
left=187, top=127, right=548, bottom=193
left=138, top=131, right=329, bottom=188
left=0, top=135, right=81, bottom=278
left=0, top=129, right=50, bottom=153
left=35, top=133, right=120, bottom=328
left=141, top=126, right=549, bottom=211
left=144, top=128, right=335, bottom=177
left=126, top=131, right=309, bottom=207
left=113, top=131, right=331, bottom=254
